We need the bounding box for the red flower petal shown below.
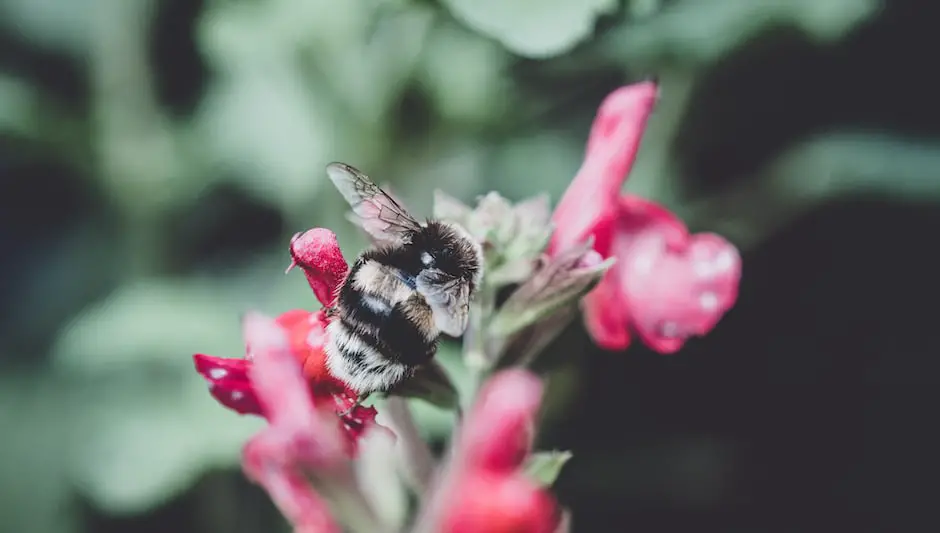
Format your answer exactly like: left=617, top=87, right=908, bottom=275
left=272, top=309, right=381, bottom=446
left=243, top=312, right=349, bottom=462
left=549, top=81, right=658, bottom=256
left=243, top=435, right=342, bottom=533
left=462, top=370, right=544, bottom=475
left=580, top=270, right=632, bottom=351
left=287, top=228, right=349, bottom=307
left=276, top=309, right=345, bottom=391
left=417, top=370, right=555, bottom=533
left=194, top=226, right=389, bottom=467
left=193, top=354, right=262, bottom=416
left=608, top=196, right=742, bottom=353
left=549, top=83, right=741, bottom=354
left=238, top=314, right=354, bottom=533
left=194, top=310, right=384, bottom=449
left=329, top=392, right=388, bottom=450
left=441, top=472, right=558, bottom=533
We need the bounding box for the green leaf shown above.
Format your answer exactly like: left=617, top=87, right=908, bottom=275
left=599, top=0, right=881, bottom=67
left=524, top=450, right=573, bottom=487
left=489, top=239, right=614, bottom=337
left=51, top=280, right=243, bottom=371
left=441, top=0, right=618, bottom=58
left=68, top=378, right=261, bottom=514
left=0, top=372, right=77, bottom=533
left=48, top=278, right=271, bottom=513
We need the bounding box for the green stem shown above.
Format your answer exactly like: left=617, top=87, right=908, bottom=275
left=383, top=397, right=435, bottom=494
left=461, top=282, right=496, bottom=410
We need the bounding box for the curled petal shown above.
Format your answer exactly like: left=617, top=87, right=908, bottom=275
left=193, top=354, right=262, bottom=416
left=580, top=271, right=632, bottom=351
left=441, top=472, right=558, bottom=533
left=549, top=81, right=659, bottom=256
left=239, top=314, right=387, bottom=533
left=612, top=196, right=742, bottom=353
left=462, top=369, right=544, bottom=474
left=287, top=228, right=349, bottom=307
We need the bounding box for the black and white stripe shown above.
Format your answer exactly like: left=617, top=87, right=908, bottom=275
left=326, top=252, right=439, bottom=394
left=325, top=320, right=412, bottom=394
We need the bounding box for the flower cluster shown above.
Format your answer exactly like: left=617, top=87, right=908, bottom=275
left=194, top=228, right=381, bottom=449
left=550, top=82, right=741, bottom=353
left=190, top=80, right=742, bottom=533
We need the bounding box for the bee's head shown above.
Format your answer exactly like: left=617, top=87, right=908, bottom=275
left=412, top=221, right=483, bottom=289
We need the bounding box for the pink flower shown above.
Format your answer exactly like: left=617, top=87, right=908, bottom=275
left=285, top=228, right=349, bottom=306
left=425, top=370, right=558, bottom=533
left=193, top=228, right=381, bottom=447
left=441, top=472, right=557, bottom=533
left=549, top=81, right=742, bottom=353
left=461, top=370, right=543, bottom=474
left=239, top=312, right=346, bottom=533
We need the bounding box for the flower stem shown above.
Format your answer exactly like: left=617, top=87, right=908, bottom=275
left=319, top=473, right=391, bottom=533
left=461, top=282, right=496, bottom=410
left=383, top=397, right=435, bottom=494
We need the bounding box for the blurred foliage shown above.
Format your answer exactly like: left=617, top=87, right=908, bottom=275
left=4, top=0, right=940, bottom=532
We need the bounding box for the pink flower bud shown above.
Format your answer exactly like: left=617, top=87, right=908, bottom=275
left=398, top=372, right=558, bottom=533
left=287, top=228, right=349, bottom=307
left=462, top=369, right=544, bottom=474
left=441, top=472, right=558, bottom=533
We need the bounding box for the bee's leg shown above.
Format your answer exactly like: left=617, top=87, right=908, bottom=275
left=338, top=392, right=371, bottom=417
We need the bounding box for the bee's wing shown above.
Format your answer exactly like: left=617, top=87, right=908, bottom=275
left=326, top=162, right=422, bottom=245
left=416, top=270, right=471, bottom=337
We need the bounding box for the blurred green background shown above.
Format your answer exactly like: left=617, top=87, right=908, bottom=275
left=2, top=0, right=939, bottom=531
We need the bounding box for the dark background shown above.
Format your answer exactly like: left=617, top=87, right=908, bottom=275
left=2, top=0, right=938, bottom=532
